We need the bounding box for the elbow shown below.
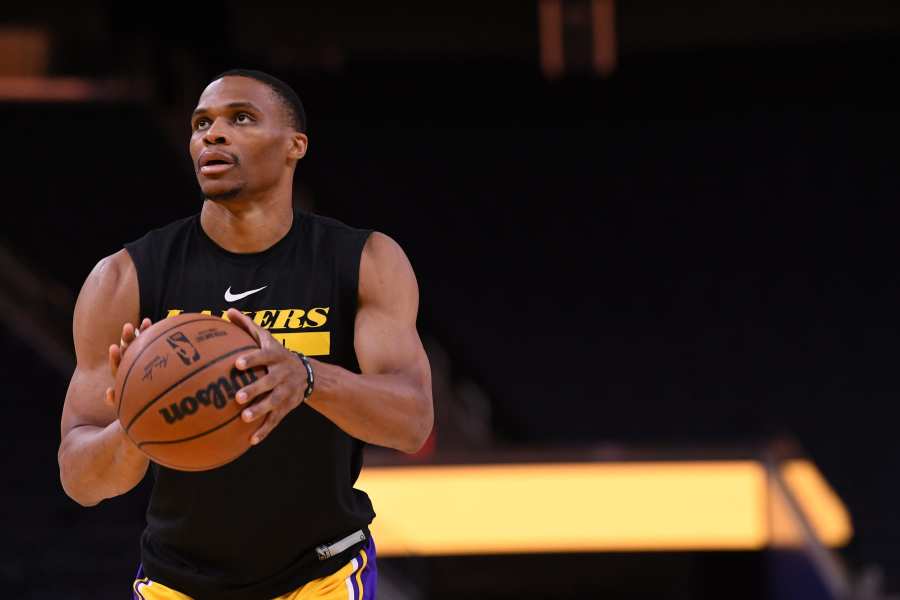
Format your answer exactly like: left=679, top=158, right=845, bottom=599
left=58, top=449, right=100, bottom=508
left=59, top=468, right=99, bottom=507
left=400, top=426, right=431, bottom=455
left=400, top=390, right=434, bottom=454
left=69, top=491, right=101, bottom=508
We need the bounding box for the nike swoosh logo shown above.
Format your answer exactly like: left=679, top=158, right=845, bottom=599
left=224, top=285, right=268, bottom=303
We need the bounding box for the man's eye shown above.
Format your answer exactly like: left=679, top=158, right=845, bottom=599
left=235, top=113, right=253, bottom=124
left=195, top=119, right=210, bottom=130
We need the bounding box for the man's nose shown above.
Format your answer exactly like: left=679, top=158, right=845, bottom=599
left=203, top=118, right=229, bottom=145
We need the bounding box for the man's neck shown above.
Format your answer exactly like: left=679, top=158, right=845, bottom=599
left=200, top=191, right=294, bottom=254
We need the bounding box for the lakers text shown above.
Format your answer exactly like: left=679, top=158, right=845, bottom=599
left=165, top=308, right=331, bottom=357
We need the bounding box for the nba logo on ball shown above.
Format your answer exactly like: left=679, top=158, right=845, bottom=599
left=167, top=331, right=201, bottom=365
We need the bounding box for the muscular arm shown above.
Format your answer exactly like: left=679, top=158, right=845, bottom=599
left=227, top=232, right=433, bottom=452
left=58, top=250, right=149, bottom=506
left=305, top=232, right=433, bottom=453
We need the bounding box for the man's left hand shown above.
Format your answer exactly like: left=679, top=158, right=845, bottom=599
left=226, top=308, right=309, bottom=445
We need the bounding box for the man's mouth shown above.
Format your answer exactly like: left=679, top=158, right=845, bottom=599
left=200, top=160, right=235, bottom=176
left=198, top=152, right=238, bottom=176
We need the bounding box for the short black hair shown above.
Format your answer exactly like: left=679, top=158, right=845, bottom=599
left=213, top=68, right=307, bottom=133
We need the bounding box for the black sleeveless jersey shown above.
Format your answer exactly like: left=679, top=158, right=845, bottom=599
left=124, top=209, right=375, bottom=600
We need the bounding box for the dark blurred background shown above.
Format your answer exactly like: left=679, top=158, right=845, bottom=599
left=3, top=1, right=900, bottom=598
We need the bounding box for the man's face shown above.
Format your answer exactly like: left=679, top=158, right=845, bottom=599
left=189, top=76, right=302, bottom=201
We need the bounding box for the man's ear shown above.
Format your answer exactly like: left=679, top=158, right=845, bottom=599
left=288, top=133, right=308, bottom=161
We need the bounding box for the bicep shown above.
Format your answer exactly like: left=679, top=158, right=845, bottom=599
left=354, top=234, right=430, bottom=385
left=60, top=250, right=139, bottom=438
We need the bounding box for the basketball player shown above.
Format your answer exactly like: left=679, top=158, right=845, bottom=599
left=57, top=69, right=434, bottom=599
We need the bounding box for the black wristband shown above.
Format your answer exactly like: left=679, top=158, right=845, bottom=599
left=293, top=352, right=315, bottom=400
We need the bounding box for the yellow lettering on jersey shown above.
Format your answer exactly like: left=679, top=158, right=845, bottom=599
left=305, top=307, right=330, bottom=328
left=272, top=332, right=331, bottom=356
left=253, top=309, right=278, bottom=328
left=284, top=309, right=307, bottom=329
left=272, top=309, right=296, bottom=329
left=164, top=307, right=332, bottom=356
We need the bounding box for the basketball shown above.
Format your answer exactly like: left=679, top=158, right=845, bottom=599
left=114, top=313, right=265, bottom=471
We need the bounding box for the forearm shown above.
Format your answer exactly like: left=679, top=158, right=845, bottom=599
left=58, top=421, right=149, bottom=507
left=306, top=360, right=433, bottom=453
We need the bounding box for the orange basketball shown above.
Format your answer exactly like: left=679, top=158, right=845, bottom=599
left=114, top=313, right=264, bottom=471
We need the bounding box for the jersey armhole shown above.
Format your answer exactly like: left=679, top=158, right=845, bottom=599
left=347, top=229, right=374, bottom=314
left=124, top=240, right=154, bottom=321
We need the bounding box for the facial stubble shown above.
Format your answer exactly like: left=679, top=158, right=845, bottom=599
left=201, top=156, right=243, bottom=202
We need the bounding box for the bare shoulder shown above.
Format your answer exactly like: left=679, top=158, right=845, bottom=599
left=358, top=232, right=418, bottom=312
left=77, top=249, right=137, bottom=315
left=361, top=231, right=409, bottom=268
left=74, top=249, right=140, bottom=363
left=92, top=248, right=135, bottom=284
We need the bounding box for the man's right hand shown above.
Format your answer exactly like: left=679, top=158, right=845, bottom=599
left=104, top=318, right=153, bottom=409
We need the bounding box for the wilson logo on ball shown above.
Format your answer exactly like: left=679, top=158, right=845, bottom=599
left=159, top=366, right=258, bottom=425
